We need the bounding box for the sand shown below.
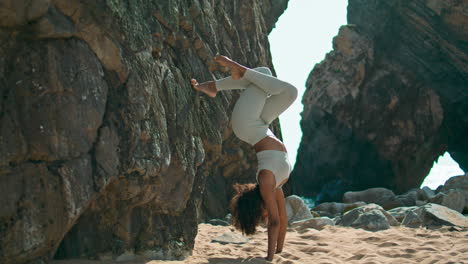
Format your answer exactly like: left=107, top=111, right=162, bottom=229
left=53, top=223, right=468, bottom=264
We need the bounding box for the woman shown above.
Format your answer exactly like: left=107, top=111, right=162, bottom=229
left=191, top=55, right=297, bottom=261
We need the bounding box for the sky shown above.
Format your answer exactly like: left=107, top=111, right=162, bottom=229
left=268, top=0, right=464, bottom=189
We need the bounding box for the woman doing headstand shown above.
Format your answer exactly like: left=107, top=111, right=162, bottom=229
left=191, top=55, right=298, bottom=261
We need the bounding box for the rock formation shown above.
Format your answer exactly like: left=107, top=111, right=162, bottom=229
left=0, top=0, right=287, bottom=263
left=291, top=0, right=467, bottom=201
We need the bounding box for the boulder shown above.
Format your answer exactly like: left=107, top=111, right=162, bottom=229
left=418, top=186, right=436, bottom=201
left=440, top=173, right=468, bottom=212
left=351, top=210, right=391, bottom=231
left=395, top=189, right=418, bottom=207
left=291, top=217, right=335, bottom=231
left=401, top=210, right=423, bottom=228
left=312, top=201, right=366, bottom=218
left=428, top=190, right=465, bottom=213
left=414, top=203, right=468, bottom=228
left=388, top=206, right=419, bottom=222
left=343, top=188, right=400, bottom=210
left=285, top=195, right=313, bottom=224
left=340, top=204, right=399, bottom=230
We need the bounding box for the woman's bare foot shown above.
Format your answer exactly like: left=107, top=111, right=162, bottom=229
left=214, top=55, right=248, bottom=80
left=191, top=79, right=217, bottom=98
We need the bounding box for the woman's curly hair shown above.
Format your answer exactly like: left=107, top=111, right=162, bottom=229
left=230, top=183, right=266, bottom=235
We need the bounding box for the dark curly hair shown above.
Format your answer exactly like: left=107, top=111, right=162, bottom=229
left=230, top=183, right=266, bottom=235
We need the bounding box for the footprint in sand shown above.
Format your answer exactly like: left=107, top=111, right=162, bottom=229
left=363, top=236, right=381, bottom=242
left=303, top=246, right=331, bottom=255
left=377, top=249, right=413, bottom=259
left=397, top=237, right=424, bottom=243
left=346, top=254, right=365, bottom=261
left=415, top=246, right=437, bottom=251
left=416, top=233, right=442, bottom=239
left=278, top=252, right=300, bottom=260
left=299, top=234, right=321, bottom=240
left=242, top=246, right=256, bottom=252
left=289, top=240, right=308, bottom=246
left=423, top=240, right=443, bottom=245
left=404, top=248, right=417, bottom=254
left=377, top=242, right=399, bottom=247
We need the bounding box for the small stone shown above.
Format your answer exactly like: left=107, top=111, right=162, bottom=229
left=208, top=219, right=230, bottom=226
left=291, top=217, right=335, bottom=230
left=211, top=232, right=249, bottom=244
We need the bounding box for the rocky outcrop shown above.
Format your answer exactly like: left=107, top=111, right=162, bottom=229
left=339, top=204, right=400, bottom=231
left=291, top=0, right=467, bottom=201
left=0, top=0, right=287, bottom=263
left=440, top=173, right=468, bottom=212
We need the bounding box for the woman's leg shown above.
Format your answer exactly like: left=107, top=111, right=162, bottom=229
left=230, top=68, right=275, bottom=145
left=215, top=67, right=272, bottom=91
left=214, top=56, right=298, bottom=125
left=243, top=69, right=298, bottom=125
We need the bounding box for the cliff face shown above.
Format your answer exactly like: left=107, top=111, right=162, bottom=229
left=291, top=0, right=467, bottom=201
left=0, top=0, right=287, bottom=262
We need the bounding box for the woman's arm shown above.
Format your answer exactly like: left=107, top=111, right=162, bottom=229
left=275, top=188, right=288, bottom=253
left=258, top=170, right=280, bottom=261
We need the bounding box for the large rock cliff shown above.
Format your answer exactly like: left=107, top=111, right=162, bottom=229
left=0, top=0, right=287, bottom=263
left=291, top=0, right=467, bottom=202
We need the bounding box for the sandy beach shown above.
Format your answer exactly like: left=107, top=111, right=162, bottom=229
left=54, top=223, right=468, bottom=264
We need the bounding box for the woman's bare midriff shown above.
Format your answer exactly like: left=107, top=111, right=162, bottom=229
left=254, top=136, right=287, bottom=153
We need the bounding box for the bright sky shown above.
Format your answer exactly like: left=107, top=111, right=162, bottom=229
left=268, top=0, right=465, bottom=189
left=268, top=0, right=348, bottom=167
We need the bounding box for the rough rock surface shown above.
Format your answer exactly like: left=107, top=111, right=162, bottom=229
left=291, top=217, right=335, bottom=230
left=428, top=189, right=465, bottom=213
left=0, top=0, right=287, bottom=263
left=291, top=0, right=467, bottom=200
left=351, top=210, right=391, bottom=232
left=415, top=203, right=468, bottom=228
left=402, top=210, right=423, bottom=228
left=388, top=206, right=419, bottom=222
left=340, top=204, right=399, bottom=228
left=440, top=173, right=468, bottom=212
left=285, top=195, right=313, bottom=224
